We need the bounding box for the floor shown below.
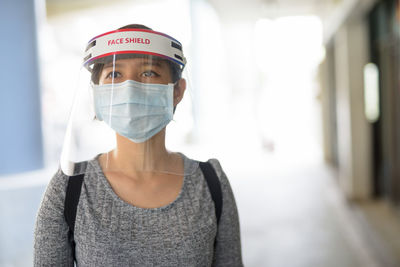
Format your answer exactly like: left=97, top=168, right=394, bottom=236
left=223, top=150, right=400, bottom=267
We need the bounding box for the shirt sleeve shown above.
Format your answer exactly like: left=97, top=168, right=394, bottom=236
left=209, top=159, right=243, bottom=267
left=34, top=168, right=74, bottom=267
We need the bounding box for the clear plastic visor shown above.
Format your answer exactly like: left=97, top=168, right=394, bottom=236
left=60, top=54, right=188, bottom=178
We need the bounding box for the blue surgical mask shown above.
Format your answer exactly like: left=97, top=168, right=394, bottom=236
left=92, top=79, right=174, bottom=143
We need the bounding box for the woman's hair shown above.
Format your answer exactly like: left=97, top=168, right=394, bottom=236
left=90, top=24, right=183, bottom=84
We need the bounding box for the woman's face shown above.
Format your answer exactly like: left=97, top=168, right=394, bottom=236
left=99, top=57, right=173, bottom=85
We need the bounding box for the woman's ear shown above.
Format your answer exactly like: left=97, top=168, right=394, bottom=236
left=173, top=78, right=186, bottom=107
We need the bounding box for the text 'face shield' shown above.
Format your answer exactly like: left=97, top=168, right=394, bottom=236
left=60, top=29, right=188, bottom=178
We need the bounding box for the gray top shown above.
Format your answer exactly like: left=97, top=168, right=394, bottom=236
left=34, top=154, right=243, bottom=266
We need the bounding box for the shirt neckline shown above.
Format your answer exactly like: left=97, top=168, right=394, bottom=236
left=88, top=152, right=197, bottom=212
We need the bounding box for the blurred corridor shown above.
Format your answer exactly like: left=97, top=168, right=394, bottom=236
left=228, top=155, right=393, bottom=267
left=1, top=0, right=400, bottom=266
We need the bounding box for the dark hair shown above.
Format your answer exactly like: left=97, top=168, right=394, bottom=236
left=90, top=24, right=183, bottom=84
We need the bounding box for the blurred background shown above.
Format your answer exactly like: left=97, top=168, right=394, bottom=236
left=0, top=0, right=400, bottom=266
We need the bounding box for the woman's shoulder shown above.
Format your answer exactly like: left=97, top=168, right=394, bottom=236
left=181, top=153, right=229, bottom=185
left=47, top=158, right=99, bottom=193
left=205, top=158, right=224, bottom=177
left=47, top=167, right=70, bottom=193
left=203, top=158, right=232, bottom=193
left=38, top=167, right=72, bottom=212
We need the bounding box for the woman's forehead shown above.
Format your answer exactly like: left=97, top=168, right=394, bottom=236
left=103, top=57, right=168, bottom=69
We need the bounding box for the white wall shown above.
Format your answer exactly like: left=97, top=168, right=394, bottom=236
left=331, top=13, right=373, bottom=200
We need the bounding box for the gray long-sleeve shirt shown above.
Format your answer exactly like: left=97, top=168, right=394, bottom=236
left=34, top=154, right=243, bottom=266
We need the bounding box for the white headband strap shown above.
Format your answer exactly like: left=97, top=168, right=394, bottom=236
left=83, top=29, right=186, bottom=69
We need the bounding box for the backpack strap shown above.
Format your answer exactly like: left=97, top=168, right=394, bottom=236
left=199, top=161, right=223, bottom=225
left=64, top=173, right=84, bottom=263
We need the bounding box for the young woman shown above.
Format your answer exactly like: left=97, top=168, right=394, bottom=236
left=34, top=24, right=243, bottom=266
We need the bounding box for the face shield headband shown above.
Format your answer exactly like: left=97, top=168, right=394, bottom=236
left=83, top=29, right=186, bottom=71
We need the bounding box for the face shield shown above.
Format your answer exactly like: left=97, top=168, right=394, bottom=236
left=60, top=28, right=189, bottom=177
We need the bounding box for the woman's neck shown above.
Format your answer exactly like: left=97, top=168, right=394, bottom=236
left=100, top=129, right=182, bottom=178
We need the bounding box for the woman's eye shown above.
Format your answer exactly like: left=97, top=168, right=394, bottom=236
left=105, top=71, right=121, bottom=79
left=142, top=70, right=159, bottom=78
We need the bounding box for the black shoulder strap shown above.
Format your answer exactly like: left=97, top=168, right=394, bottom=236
left=199, top=161, right=223, bottom=225
left=64, top=173, right=84, bottom=263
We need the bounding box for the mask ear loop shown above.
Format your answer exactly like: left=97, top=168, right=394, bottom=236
left=172, top=80, right=181, bottom=115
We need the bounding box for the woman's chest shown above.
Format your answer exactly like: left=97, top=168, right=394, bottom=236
left=74, top=193, right=217, bottom=266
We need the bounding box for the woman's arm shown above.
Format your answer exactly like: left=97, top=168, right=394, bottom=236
left=34, top=169, right=74, bottom=267
left=209, top=159, right=243, bottom=267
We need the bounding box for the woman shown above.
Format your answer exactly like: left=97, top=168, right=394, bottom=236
left=34, top=24, right=243, bottom=266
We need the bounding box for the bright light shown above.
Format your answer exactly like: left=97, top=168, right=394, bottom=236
left=363, top=63, right=380, bottom=123
left=252, top=15, right=325, bottom=161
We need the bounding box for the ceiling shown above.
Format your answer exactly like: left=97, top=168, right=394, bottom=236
left=44, top=0, right=377, bottom=44
left=45, top=0, right=340, bottom=19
